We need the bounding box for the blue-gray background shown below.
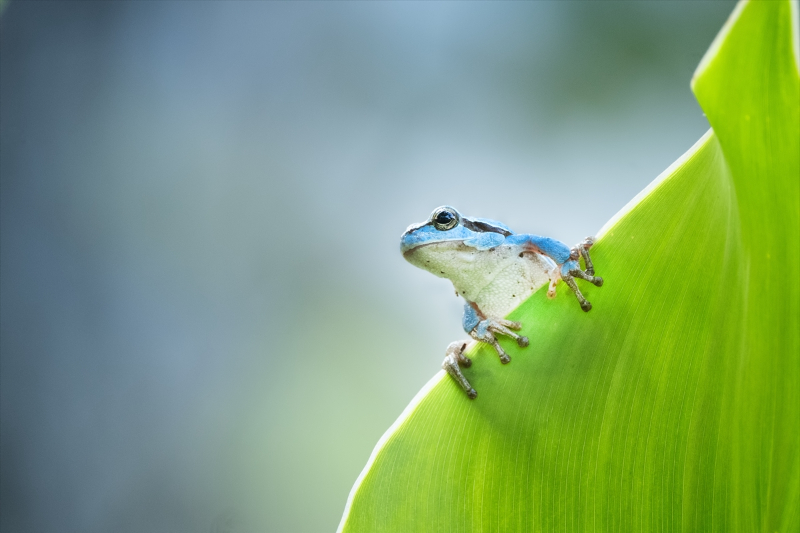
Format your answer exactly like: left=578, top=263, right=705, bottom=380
left=0, top=2, right=734, bottom=532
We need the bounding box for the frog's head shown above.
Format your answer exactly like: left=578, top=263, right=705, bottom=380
left=400, top=206, right=467, bottom=256
left=400, top=206, right=513, bottom=277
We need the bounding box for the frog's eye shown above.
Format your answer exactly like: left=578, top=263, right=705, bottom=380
left=432, top=207, right=459, bottom=231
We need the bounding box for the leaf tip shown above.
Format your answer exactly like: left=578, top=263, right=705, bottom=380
left=691, top=0, right=750, bottom=92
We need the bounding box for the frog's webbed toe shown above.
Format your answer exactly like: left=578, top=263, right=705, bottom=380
left=442, top=341, right=478, bottom=399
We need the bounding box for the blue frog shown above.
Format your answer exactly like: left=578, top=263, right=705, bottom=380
left=400, top=206, right=602, bottom=398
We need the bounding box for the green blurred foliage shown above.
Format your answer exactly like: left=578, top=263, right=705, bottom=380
left=0, top=2, right=737, bottom=532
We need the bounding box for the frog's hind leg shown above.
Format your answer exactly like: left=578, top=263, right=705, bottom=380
left=442, top=341, right=478, bottom=399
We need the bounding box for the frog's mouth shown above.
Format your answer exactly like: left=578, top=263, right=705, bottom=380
left=401, top=238, right=464, bottom=258
left=399, top=222, right=432, bottom=255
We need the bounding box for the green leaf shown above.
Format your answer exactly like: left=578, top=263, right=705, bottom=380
left=338, top=1, right=799, bottom=531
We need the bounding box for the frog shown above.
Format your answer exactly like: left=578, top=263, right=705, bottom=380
left=400, top=206, right=602, bottom=399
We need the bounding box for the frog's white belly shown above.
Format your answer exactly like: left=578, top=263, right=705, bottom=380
left=407, top=241, right=553, bottom=318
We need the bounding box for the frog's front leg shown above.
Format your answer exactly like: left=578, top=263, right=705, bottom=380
left=442, top=341, right=478, bottom=399
left=463, top=302, right=529, bottom=365
left=443, top=307, right=528, bottom=399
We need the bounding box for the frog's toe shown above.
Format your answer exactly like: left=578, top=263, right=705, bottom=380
left=581, top=301, right=592, bottom=312
left=467, top=388, right=478, bottom=399
left=517, top=336, right=529, bottom=347
left=593, top=277, right=604, bottom=287
left=461, top=356, right=472, bottom=367
left=499, top=319, right=522, bottom=330
left=485, top=319, right=528, bottom=347
left=470, top=321, right=522, bottom=364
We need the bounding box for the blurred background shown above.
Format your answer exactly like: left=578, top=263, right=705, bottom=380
left=0, top=1, right=734, bottom=532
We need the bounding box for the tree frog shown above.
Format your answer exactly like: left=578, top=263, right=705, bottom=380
left=400, top=206, right=603, bottom=399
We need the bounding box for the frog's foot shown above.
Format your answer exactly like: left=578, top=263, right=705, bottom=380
left=442, top=341, right=478, bottom=399
left=562, top=269, right=603, bottom=311
left=469, top=317, right=529, bottom=364
left=572, top=237, right=597, bottom=276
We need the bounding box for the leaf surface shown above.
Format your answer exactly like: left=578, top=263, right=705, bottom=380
left=339, top=2, right=799, bottom=531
